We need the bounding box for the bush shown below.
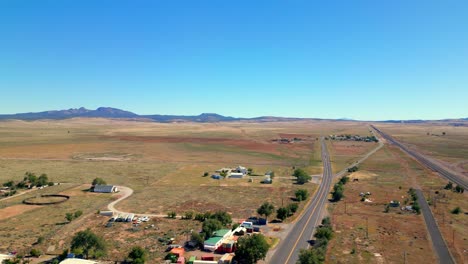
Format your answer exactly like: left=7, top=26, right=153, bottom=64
left=314, top=226, right=333, bottom=240
left=444, top=182, right=453, bottom=190
left=451, top=207, right=462, bottom=214
left=321, top=217, right=331, bottom=227
left=48, top=181, right=55, bottom=186
left=30, top=248, right=41, bottom=257
left=183, top=211, right=194, bottom=220
left=128, top=246, right=147, bottom=263
left=295, top=189, right=309, bottom=201
left=287, top=203, right=299, bottom=214
left=203, top=172, right=209, bottom=177
left=74, top=210, right=83, bottom=218
left=36, top=236, right=44, bottom=244
left=454, top=185, right=464, bottom=193
left=167, top=211, right=177, bottom=219
left=412, top=201, right=421, bottom=214
left=194, top=213, right=205, bottom=222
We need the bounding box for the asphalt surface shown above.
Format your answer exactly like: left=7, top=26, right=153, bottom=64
left=415, top=189, right=454, bottom=264
left=270, top=138, right=333, bottom=264
left=371, top=125, right=468, bottom=190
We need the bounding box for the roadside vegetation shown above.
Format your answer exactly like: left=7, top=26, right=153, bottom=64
left=297, top=217, right=333, bottom=264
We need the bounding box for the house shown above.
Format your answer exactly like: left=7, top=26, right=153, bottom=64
left=229, top=172, right=244, bottom=179
left=93, top=185, right=117, bottom=193
left=234, top=166, right=248, bottom=175
left=204, top=228, right=240, bottom=252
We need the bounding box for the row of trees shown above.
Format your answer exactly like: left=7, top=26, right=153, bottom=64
left=298, top=217, right=334, bottom=264
left=2, top=172, right=53, bottom=190
left=331, top=176, right=349, bottom=202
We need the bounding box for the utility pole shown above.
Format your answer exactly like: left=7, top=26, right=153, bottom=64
left=403, top=250, right=407, bottom=264
left=452, top=229, right=455, bottom=246
left=366, top=217, right=369, bottom=239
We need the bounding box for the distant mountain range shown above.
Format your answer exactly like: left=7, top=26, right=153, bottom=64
left=0, top=107, right=466, bottom=123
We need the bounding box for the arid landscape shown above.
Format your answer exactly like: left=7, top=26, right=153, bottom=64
left=1, top=118, right=466, bottom=263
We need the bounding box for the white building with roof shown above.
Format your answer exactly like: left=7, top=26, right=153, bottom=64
left=93, top=185, right=117, bottom=193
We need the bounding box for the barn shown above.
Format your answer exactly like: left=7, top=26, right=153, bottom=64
left=93, top=185, right=117, bottom=193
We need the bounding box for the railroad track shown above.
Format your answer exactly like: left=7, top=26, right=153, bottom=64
left=371, top=125, right=468, bottom=190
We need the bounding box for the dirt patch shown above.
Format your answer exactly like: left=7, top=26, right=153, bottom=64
left=0, top=204, right=41, bottom=220
left=349, top=171, right=378, bottom=180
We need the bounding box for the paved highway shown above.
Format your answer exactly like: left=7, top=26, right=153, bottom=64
left=415, top=189, right=454, bottom=264
left=371, top=125, right=468, bottom=190
left=270, top=138, right=333, bottom=264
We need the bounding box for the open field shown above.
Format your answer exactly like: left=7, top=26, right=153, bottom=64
left=327, top=142, right=468, bottom=263
left=2, top=119, right=464, bottom=262
left=0, top=119, right=335, bottom=260
left=375, top=123, right=468, bottom=177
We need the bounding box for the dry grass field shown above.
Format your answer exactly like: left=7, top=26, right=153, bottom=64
left=327, top=140, right=468, bottom=264
left=375, top=122, right=468, bottom=177
left=0, top=119, right=338, bottom=260
left=3, top=119, right=463, bottom=262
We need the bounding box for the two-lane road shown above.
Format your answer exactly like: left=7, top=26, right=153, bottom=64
left=270, top=138, right=333, bottom=264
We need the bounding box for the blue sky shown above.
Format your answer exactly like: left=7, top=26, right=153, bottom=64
left=1, top=0, right=467, bottom=120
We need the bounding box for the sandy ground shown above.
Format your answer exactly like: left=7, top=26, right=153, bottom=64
left=0, top=204, right=41, bottom=220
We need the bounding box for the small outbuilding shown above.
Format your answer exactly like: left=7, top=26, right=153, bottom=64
left=93, top=185, right=117, bottom=193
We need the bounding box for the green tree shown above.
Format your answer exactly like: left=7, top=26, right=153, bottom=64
left=338, top=175, right=349, bottom=185
left=128, top=246, right=147, bottom=263
left=92, top=178, right=106, bottom=186
left=314, top=226, right=333, bottom=240
left=37, top=174, right=48, bottom=186
left=191, top=231, right=205, bottom=249
left=202, top=219, right=223, bottom=239
left=235, top=234, right=270, bottom=264
left=295, top=189, right=309, bottom=201
left=298, top=248, right=322, bottom=264
left=297, top=174, right=311, bottom=184
left=70, top=229, right=106, bottom=259
left=331, top=183, right=344, bottom=202
left=257, top=202, right=275, bottom=222
left=276, top=207, right=289, bottom=221
left=203, top=172, right=209, bottom=177
left=210, top=211, right=232, bottom=226
left=293, top=168, right=312, bottom=184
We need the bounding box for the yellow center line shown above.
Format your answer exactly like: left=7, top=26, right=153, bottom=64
left=284, top=150, right=330, bottom=263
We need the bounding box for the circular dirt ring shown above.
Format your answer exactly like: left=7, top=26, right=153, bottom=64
left=23, top=194, right=70, bottom=205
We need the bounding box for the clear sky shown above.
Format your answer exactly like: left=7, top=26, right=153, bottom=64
left=1, top=0, right=467, bottom=120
